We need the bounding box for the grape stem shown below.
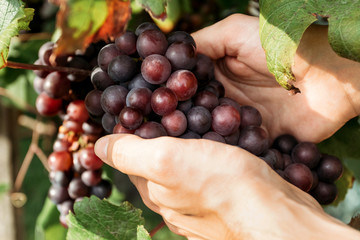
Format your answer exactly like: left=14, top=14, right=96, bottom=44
left=5, top=60, right=92, bottom=75
left=149, top=221, right=166, bottom=237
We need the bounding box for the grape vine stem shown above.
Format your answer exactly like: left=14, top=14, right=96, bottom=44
left=5, top=61, right=92, bottom=75
left=149, top=221, right=166, bottom=237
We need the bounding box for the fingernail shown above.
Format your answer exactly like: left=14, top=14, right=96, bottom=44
left=94, top=136, right=109, bottom=161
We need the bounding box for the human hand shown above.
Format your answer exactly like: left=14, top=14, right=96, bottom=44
left=95, top=134, right=359, bottom=240
left=192, top=14, right=360, bottom=143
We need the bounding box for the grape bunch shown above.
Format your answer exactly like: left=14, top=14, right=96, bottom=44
left=47, top=100, right=112, bottom=227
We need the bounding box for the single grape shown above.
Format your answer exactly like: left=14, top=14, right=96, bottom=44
left=53, top=139, right=72, bottom=152
left=134, top=121, right=167, bottom=139
left=101, top=112, right=117, bottom=133
left=177, top=99, right=193, bottom=114
left=91, top=179, right=112, bottom=199
left=48, top=151, right=73, bottom=171
left=82, top=120, right=104, bottom=135
left=38, top=41, right=54, bottom=66
left=316, top=154, right=343, bottom=182
left=68, top=178, right=90, bottom=199
left=81, top=169, right=102, bottom=187
left=108, top=55, right=137, bottom=83
left=186, top=106, right=212, bottom=135
left=193, top=54, right=214, bottom=88
left=97, top=43, right=122, bottom=71
left=261, top=149, right=284, bottom=170
left=239, top=105, right=262, bottom=128
left=219, top=98, right=241, bottom=113
left=151, top=87, right=178, bottom=116
left=212, top=104, right=241, bottom=136
left=85, top=90, right=105, bottom=117
left=36, top=93, right=63, bottom=116
left=224, top=129, right=240, bottom=146
left=310, top=181, right=337, bottom=205
left=291, top=142, right=321, bottom=169
left=165, top=42, right=197, bottom=70
left=180, top=131, right=201, bottom=139
left=118, top=107, right=143, bottom=130
left=57, top=200, right=74, bottom=216
left=79, top=146, right=103, bottom=170
left=48, top=185, right=70, bottom=204
left=284, top=163, right=313, bottom=192
left=128, top=73, right=157, bottom=91
left=161, top=110, right=187, bottom=136
left=167, top=31, right=196, bottom=47
left=91, top=67, right=116, bottom=90
left=194, top=90, right=219, bottom=112
left=202, top=132, right=226, bottom=143
left=204, top=80, right=225, bottom=98
left=135, top=22, right=160, bottom=36
left=33, top=76, right=45, bottom=94
left=100, top=85, right=128, bottom=115
left=126, top=87, right=152, bottom=115
left=141, top=54, right=171, bottom=84
left=33, top=58, right=49, bottom=78
left=63, top=120, right=83, bottom=133
left=49, top=171, right=71, bottom=187
left=166, top=70, right=198, bottom=101
left=283, top=154, right=293, bottom=168
left=238, top=126, right=269, bottom=156
left=115, top=31, right=137, bottom=55
left=273, top=134, right=298, bottom=154
left=113, top=122, right=136, bottom=134
left=66, top=100, right=89, bottom=123
left=136, top=29, right=168, bottom=58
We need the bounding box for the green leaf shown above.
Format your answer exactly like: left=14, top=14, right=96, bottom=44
left=135, top=0, right=167, bottom=18
left=67, top=196, right=145, bottom=240
left=0, top=0, right=34, bottom=68
left=35, top=198, right=67, bottom=240
left=137, top=225, right=152, bottom=240
left=259, top=0, right=360, bottom=91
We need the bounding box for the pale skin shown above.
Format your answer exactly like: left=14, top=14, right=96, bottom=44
left=95, top=14, right=360, bottom=240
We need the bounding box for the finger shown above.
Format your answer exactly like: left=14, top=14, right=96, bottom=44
left=191, top=14, right=259, bottom=59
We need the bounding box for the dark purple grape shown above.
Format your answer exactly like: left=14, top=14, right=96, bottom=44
left=202, top=132, right=226, bottom=143
left=180, top=131, right=201, bottom=139
left=165, top=42, right=196, bottom=70
left=57, top=200, right=74, bottom=215
left=167, top=31, right=196, bottom=47
left=141, top=54, right=171, bottom=84
left=43, top=72, right=71, bottom=99
left=91, top=179, right=112, bottom=199
left=291, top=142, right=321, bottom=169
left=66, top=56, right=90, bottom=82
left=135, top=121, right=167, bottom=139
left=240, top=105, right=262, bottom=128
left=97, top=43, right=122, bottom=71
left=316, top=154, right=343, bottom=182
left=33, top=76, right=45, bottom=94
left=177, top=99, right=193, bottom=114
left=273, top=134, right=298, bottom=154
left=135, top=22, right=160, bottom=36
left=48, top=185, right=70, bottom=204
left=161, top=110, right=187, bottom=136
left=81, top=169, right=102, bottom=187
left=108, top=55, right=137, bottom=83
left=224, top=129, right=240, bottom=146
left=102, top=112, right=117, bottom=133
left=128, top=73, right=157, bottom=91
left=219, top=98, right=241, bottom=113
left=204, top=80, right=225, bottom=98
left=151, top=87, right=178, bottom=116
left=261, top=149, right=284, bottom=170
left=212, top=104, right=241, bottom=136
left=136, top=29, right=168, bottom=58
left=36, top=92, right=63, bottom=116
left=115, top=31, right=137, bottom=55
left=119, top=107, right=143, bottom=130
left=283, top=154, right=292, bottom=168
left=259, top=156, right=275, bottom=169
left=33, top=59, right=49, bottom=78
left=68, top=178, right=90, bottom=199
left=194, top=90, right=219, bottom=112
left=310, top=182, right=337, bottom=205
left=126, top=87, right=152, bottom=115
left=193, top=54, right=214, bottom=88
left=100, top=85, right=128, bottom=115
left=49, top=171, right=71, bottom=187
left=166, top=70, right=198, bottom=101
left=284, top=163, right=313, bottom=192
left=85, top=90, right=105, bottom=116
left=91, top=67, right=116, bottom=90
left=82, top=120, right=103, bottom=135
left=186, top=106, right=212, bottom=135
left=112, top=122, right=135, bottom=134
left=238, top=126, right=269, bottom=156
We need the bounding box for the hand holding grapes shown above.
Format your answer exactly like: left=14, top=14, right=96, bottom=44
left=192, top=14, right=360, bottom=143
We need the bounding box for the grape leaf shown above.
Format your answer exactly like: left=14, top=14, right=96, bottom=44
left=0, top=0, right=34, bottom=69
left=67, top=196, right=145, bottom=240
left=135, top=0, right=167, bottom=19
left=137, top=225, right=152, bottom=240
left=151, top=0, right=181, bottom=33
left=53, top=0, right=131, bottom=57
left=259, top=0, right=360, bottom=91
